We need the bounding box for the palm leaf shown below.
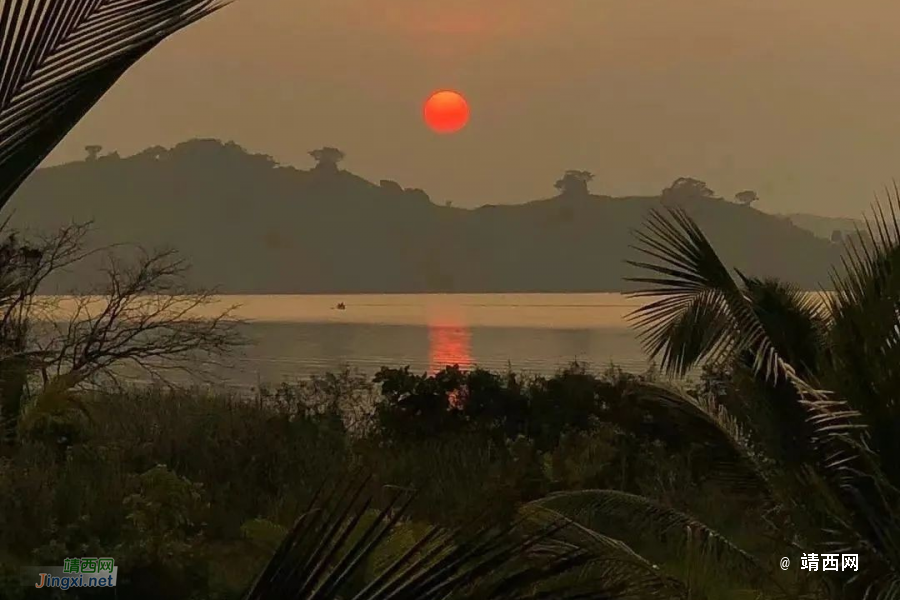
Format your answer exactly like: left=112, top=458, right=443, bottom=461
left=626, top=208, right=737, bottom=377
left=531, top=490, right=776, bottom=591
left=0, top=0, right=231, bottom=210
left=738, top=276, right=826, bottom=378
left=788, top=192, right=900, bottom=549
left=627, top=207, right=818, bottom=388
left=826, top=188, right=900, bottom=475
left=243, top=478, right=634, bottom=600
left=520, top=504, right=689, bottom=599
left=627, top=207, right=867, bottom=477
left=624, top=381, right=770, bottom=495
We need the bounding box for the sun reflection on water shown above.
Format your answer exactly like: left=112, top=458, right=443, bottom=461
left=428, top=323, right=473, bottom=374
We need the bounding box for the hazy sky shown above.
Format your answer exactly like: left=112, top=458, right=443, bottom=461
left=48, top=0, right=900, bottom=217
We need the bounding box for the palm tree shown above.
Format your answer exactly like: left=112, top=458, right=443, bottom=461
left=0, top=0, right=231, bottom=211
left=538, top=190, right=900, bottom=600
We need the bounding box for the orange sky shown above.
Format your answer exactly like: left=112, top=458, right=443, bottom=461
left=48, top=0, right=900, bottom=217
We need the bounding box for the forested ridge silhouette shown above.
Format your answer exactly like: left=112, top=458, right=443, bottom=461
left=9, top=139, right=842, bottom=293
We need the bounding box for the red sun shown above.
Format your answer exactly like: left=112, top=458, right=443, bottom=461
left=423, top=90, right=470, bottom=134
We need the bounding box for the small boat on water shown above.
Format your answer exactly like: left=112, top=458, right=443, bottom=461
left=336, top=302, right=346, bottom=310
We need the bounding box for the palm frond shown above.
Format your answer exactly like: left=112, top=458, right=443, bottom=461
left=520, top=504, right=689, bottom=599
left=531, top=490, right=775, bottom=590
left=627, top=207, right=804, bottom=386
left=0, top=0, right=231, bottom=210
left=243, top=478, right=635, bottom=600
left=739, top=277, right=827, bottom=378
left=627, top=207, right=866, bottom=475
left=624, top=381, right=770, bottom=495
left=826, top=187, right=900, bottom=478
left=627, top=208, right=737, bottom=376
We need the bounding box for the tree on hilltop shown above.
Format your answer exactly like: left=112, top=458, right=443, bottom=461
left=84, top=145, right=103, bottom=161
left=310, top=147, right=345, bottom=171
left=554, top=170, right=594, bottom=197
left=662, top=177, right=715, bottom=201
left=734, top=190, right=759, bottom=207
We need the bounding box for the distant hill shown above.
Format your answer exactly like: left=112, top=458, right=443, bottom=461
left=778, top=213, right=863, bottom=240
left=5, top=139, right=843, bottom=293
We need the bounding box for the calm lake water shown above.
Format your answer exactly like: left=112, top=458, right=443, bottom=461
left=206, top=294, right=651, bottom=388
